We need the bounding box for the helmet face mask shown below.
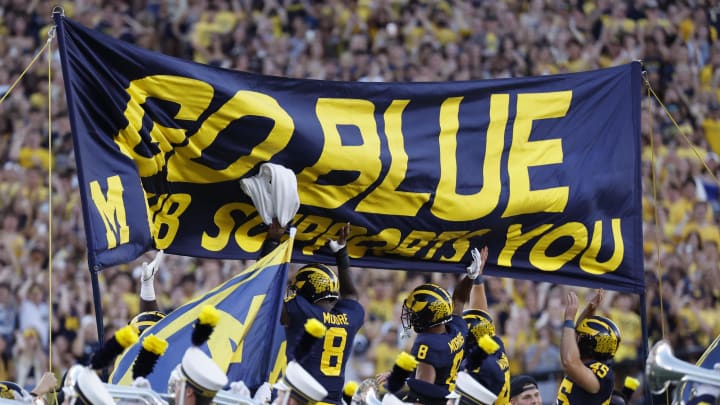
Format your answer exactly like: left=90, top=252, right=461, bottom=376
left=401, top=283, right=453, bottom=333
left=462, top=309, right=495, bottom=345
left=575, top=315, right=621, bottom=361
left=292, top=264, right=340, bottom=304
left=401, top=303, right=417, bottom=332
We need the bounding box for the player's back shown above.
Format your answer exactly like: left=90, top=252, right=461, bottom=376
left=408, top=315, right=467, bottom=396
left=285, top=293, right=365, bottom=404
left=463, top=336, right=510, bottom=405
left=556, top=360, right=614, bottom=405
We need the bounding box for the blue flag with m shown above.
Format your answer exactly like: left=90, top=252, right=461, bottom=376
left=109, top=239, right=292, bottom=391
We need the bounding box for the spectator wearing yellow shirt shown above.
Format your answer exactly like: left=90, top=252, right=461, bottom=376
left=14, top=130, right=50, bottom=172
left=637, top=0, right=673, bottom=36
left=366, top=274, right=396, bottom=323
left=560, top=37, right=592, bottom=73
left=600, top=2, right=634, bottom=35
left=102, top=271, right=140, bottom=318
left=702, top=103, right=720, bottom=156
left=682, top=287, right=716, bottom=348
left=699, top=46, right=720, bottom=92
left=696, top=269, right=720, bottom=340
left=368, top=322, right=401, bottom=376
left=665, top=177, right=697, bottom=234
left=676, top=230, right=703, bottom=278
left=191, top=4, right=238, bottom=63
left=606, top=293, right=641, bottom=363
left=683, top=201, right=720, bottom=247
left=671, top=268, right=713, bottom=351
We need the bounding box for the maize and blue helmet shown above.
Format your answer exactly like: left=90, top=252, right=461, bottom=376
left=463, top=309, right=495, bottom=346
left=576, top=315, right=621, bottom=361
left=401, top=283, right=453, bottom=333
left=292, top=264, right=340, bottom=303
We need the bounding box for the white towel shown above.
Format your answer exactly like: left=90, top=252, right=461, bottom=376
left=240, top=163, right=300, bottom=226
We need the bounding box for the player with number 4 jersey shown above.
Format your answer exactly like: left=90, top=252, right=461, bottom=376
left=263, top=222, right=364, bottom=405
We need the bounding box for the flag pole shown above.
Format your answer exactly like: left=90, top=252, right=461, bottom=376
left=91, top=269, right=106, bottom=352
left=639, top=291, right=650, bottom=405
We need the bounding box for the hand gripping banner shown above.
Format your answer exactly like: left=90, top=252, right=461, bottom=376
left=55, top=15, right=644, bottom=292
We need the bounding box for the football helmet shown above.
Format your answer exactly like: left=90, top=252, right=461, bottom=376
left=462, top=309, right=495, bottom=345
left=576, top=315, right=621, bottom=361
left=292, top=263, right=340, bottom=303
left=129, top=311, right=166, bottom=335
left=401, top=283, right=453, bottom=333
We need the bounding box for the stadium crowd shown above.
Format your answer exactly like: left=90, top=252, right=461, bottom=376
left=1, top=0, right=720, bottom=403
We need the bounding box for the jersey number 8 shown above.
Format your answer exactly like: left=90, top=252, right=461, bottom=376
left=320, top=327, right=348, bottom=376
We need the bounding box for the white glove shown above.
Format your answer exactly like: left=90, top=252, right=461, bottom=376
left=466, top=248, right=482, bottom=279
left=140, top=250, right=164, bottom=301
left=328, top=239, right=346, bottom=253
left=142, top=250, right=165, bottom=282
left=253, top=382, right=272, bottom=403
left=229, top=381, right=251, bottom=398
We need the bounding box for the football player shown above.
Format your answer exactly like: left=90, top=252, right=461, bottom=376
left=381, top=282, right=467, bottom=405
left=263, top=221, right=364, bottom=405
left=456, top=247, right=510, bottom=405
left=129, top=250, right=166, bottom=335
left=557, top=290, right=620, bottom=405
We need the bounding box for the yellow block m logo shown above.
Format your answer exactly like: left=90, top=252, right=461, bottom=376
left=90, top=175, right=130, bottom=249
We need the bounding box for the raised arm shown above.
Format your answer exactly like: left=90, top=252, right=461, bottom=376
left=259, top=218, right=285, bottom=259
left=468, top=246, right=489, bottom=311
left=576, top=288, right=605, bottom=325
left=452, top=276, right=473, bottom=316
left=139, top=251, right=164, bottom=312
left=333, top=223, right=358, bottom=300
left=560, top=291, right=601, bottom=393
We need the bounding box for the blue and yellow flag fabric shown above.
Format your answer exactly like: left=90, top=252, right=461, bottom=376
left=55, top=14, right=643, bottom=292
left=109, top=238, right=291, bottom=391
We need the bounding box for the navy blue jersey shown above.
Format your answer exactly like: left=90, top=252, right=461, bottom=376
left=557, top=360, right=614, bottom=405
left=463, top=336, right=510, bottom=404
left=407, top=316, right=468, bottom=395
left=285, top=294, right=365, bottom=404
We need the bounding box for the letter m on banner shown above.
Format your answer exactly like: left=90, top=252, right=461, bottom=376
left=89, top=175, right=130, bottom=249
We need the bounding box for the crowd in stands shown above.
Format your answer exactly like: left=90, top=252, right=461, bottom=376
left=1, top=0, right=720, bottom=403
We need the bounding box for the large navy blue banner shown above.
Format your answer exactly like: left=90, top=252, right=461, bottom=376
left=55, top=15, right=644, bottom=292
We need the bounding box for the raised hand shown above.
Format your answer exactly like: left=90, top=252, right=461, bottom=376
left=565, top=291, right=579, bottom=321
left=466, top=246, right=488, bottom=279
left=588, top=288, right=605, bottom=311
left=329, top=222, right=350, bottom=253
left=142, top=250, right=164, bottom=282
left=267, top=217, right=286, bottom=241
